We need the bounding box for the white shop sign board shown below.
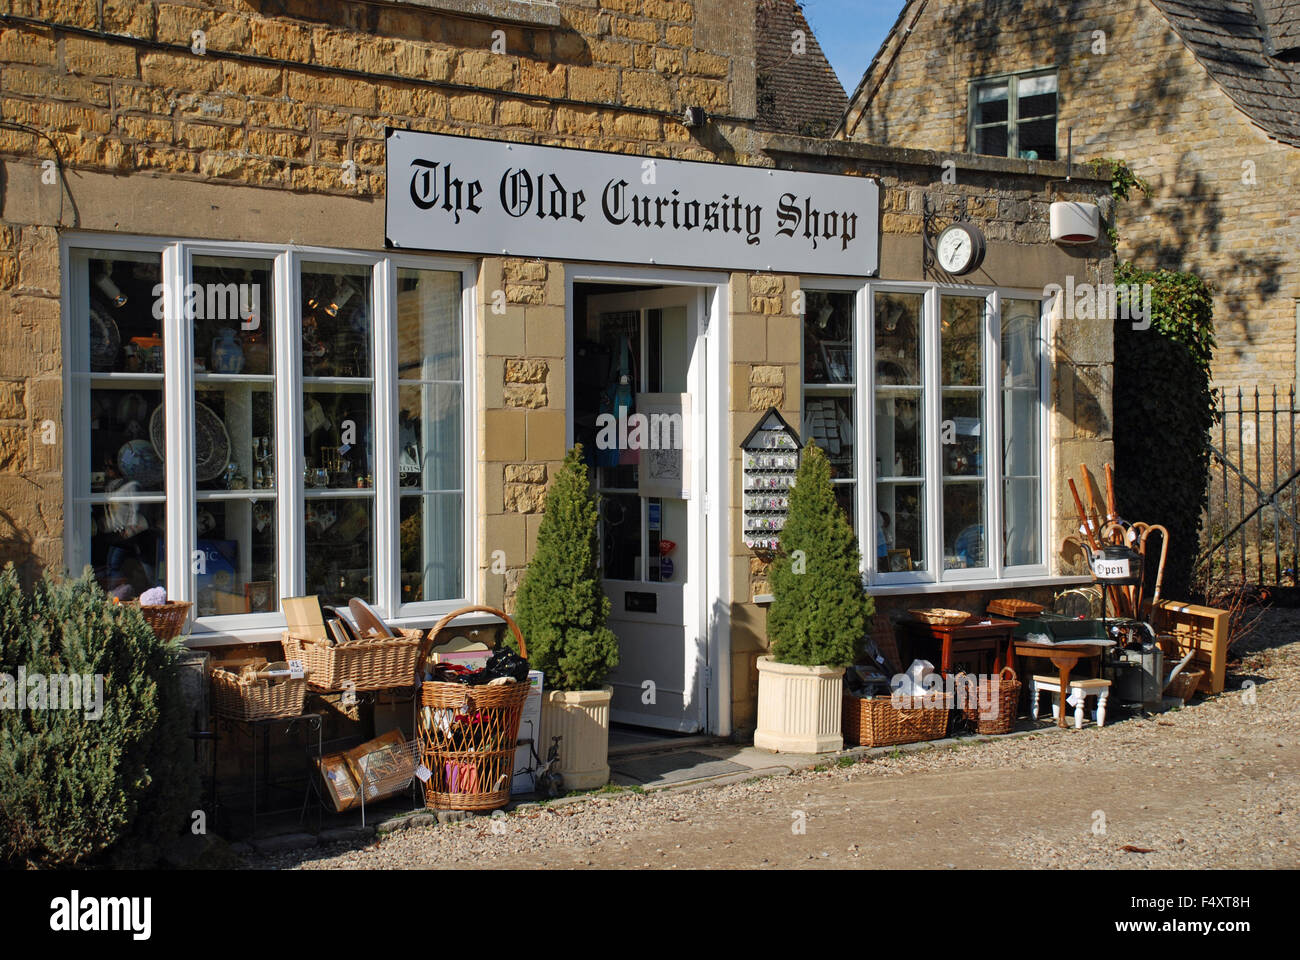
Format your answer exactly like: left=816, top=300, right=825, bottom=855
left=386, top=129, right=880, bottom=277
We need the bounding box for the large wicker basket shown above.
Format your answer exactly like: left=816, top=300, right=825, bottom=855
left=908, top=607, right=972, bottom=626
left=131, top=600, right=193, bottom=641
left=843, top=692, right=951, bottom=748
left=1165, top=668, right=1205, bottom=701
left=211, top=664, right=308, bottom=721
left=415, top=606, right=530, bottom=812
left=959, top=666, right=1022, bottom=736
left=283, top=627, right=425, bottom=692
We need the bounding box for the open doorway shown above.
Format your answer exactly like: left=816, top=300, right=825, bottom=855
left=572, top=282, right=709, bottom=734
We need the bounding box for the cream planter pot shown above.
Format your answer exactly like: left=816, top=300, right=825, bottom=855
left=538, top=685, right=612, bottom=790
left=753, top=656, right=845, bottom=754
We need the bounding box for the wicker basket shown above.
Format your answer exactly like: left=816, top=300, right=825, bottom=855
left=283, top=627, right=425, bottom=692
left=908, top=607, right=973, bottom=626
left=211, top=663, right=308, bottom=721
left=131, top=601, right=193, bottom=641
left=1165, top=668, right=1205, bottom=701
left=959, top=666, right=1022, bottom=736
left=415, top=606, right=530, bottom=812
left=986, top=598, right=1044, bottom=618
left=843, top=693, right=951, bottom=748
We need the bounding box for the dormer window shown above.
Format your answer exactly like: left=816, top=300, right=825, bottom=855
left=970, top=70, right=1058, bottom=161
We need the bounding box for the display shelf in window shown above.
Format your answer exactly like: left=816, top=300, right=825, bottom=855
left=740, top=407, right=802, bottom=553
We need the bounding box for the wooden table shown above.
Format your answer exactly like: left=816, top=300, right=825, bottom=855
left=897, top=617, right=1019, bottom=676
left=1007, top=639, right=1110, bottom=728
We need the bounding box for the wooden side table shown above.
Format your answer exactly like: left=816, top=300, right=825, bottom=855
left=897, top=616, right=1019, bottom=676
left=1008, top=640, right=1111, bottom=728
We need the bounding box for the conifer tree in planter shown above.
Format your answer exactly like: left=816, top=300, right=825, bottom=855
left=512, top=445, right=619, bottom=789
left=755, top=443, right=874, bottom=753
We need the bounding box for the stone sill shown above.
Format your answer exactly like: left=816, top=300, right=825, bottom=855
left=751, top=575, right=1093, bottom=604
left=763, top=133, right=1111, bottom=184
left=377, top=0, right=562, bottom=27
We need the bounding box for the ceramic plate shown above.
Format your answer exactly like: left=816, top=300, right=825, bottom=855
left=150, top=402, right=231, bottom=482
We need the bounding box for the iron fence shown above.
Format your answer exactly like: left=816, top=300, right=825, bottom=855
left=1199, top=387, right=1300, bottom=587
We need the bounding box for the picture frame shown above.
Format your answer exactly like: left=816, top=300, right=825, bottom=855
left=820, top=340, right=852, bottom=382
left=886, top=548, right=913, bottom=573
left=636, top=392, right=692, bottom=500
left=244, top=580, right=275, bottom=614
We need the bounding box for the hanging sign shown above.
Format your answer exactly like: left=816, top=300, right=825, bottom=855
left=385, top=129, right=880, bottom=276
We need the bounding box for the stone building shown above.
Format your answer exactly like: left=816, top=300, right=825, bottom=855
left=840, top=0, right=1300, bottom=396
left=1, top=0, right=1110, bottom=739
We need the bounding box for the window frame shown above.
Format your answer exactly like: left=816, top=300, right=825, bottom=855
left=798, top=278, right=1051, bottom=590
left=61, top=232, right=478, bottom=640
left=968, top=68, right=1059, bottom=161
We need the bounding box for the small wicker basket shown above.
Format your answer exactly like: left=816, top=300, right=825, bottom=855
left=211, top=663, right=308, bottom=721
left=283, top=627, right=425, bottom=692
left=843, top=693, right=951, bottom=748
left=415, top=606, right=530, bottom=812
left=131, top=600, right=193, bottom=641
left=1165, top=668, right=1205, bottom=701
left=908, top=607, right=973, bottom=626
left=959, top=666, right=1022, bottom=736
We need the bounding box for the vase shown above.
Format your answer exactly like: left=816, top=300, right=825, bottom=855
left=210, top=329, right=245, bottom=374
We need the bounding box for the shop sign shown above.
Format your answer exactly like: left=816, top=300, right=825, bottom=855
left=386, top=129, right=880, bottom=276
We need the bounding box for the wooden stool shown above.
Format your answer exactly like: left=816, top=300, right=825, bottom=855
left=1030, top=675, right=1111, bottom=729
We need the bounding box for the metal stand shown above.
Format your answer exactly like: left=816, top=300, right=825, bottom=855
left=216, top=712, right=325, bottom=839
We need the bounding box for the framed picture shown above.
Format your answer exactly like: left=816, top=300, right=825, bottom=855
left=244, top=580, right=275, bottom=614
left=820, top=341, right=852, bottom=382
left=636, top=392, right=692, bottom=500
left=886, top=548, right=912, bottom=573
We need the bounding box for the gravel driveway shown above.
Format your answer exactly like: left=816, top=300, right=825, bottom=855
left=250, top=607, right=1300, bottom=870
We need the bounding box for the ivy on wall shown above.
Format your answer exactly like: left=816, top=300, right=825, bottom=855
left=1090, top=158, right=1218, bottom=601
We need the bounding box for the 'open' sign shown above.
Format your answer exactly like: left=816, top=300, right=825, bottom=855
left=1093, top=557, right=1131, bottom=579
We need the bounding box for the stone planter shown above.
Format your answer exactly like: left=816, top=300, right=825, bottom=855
left=538, top=685, right=612, bottom=790
left=753, top=656, right=845, bottom=754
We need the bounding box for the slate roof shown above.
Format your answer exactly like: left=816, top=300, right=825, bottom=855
left=1262, top=0, right=1300, bottom=53
left=1151, top=0, right=1300, bottom=145
left=755, top=0, right=849, bottom=137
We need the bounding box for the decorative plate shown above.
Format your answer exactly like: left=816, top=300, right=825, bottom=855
left=89, top=302, right=121, bottom=372
left=149, top=401, right=231, bottom=482
left=117, top=438, right=164, bottom=488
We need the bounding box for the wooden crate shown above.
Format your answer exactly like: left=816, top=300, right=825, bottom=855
left=1151, top=600, right=1230, bottom=695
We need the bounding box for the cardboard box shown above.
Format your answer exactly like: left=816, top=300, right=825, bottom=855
left=511, top=670, right=544, bottom=796
left=318, top=752, right=361, bottom=812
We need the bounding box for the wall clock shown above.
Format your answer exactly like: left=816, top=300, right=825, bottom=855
left=935, top=222, right=987, bottom=276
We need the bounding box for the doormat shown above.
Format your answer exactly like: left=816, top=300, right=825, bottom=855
left=611, top=750, right=749, bottom=787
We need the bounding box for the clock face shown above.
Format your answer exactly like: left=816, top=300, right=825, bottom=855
left=937, top=226, right=974, bottom=273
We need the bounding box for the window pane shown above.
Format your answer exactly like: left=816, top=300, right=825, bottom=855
left=803, top=290, right=854, bottom=385
left=397, top=268, right=465, bottom=603
left=302, top=263, right=372, bottom=378
left=95, top=387, right=165, bottom=494
left=190, top=256, right=278, bottom=615
left=877, top=482, right=924, bottom=571
left=874, top=291, right=925, bottom=572
left=89, top=500, right=166, bottom=598
left=803, top=396, right=855, bottom=480
left=975, top=125, right=1009, bottom=158
left=400, top=494, right=463, bottom=603
left=1017, top=118, right=1057, bottom=160
left=942, top=297, right=984, bottom=385
left=874, top=292, right=923, bottom=385
left=942, top=296, right=987, bottom=570
left=600, top=493, right=641, bottom=580
left=398, top=270, right=462, bottom=381
left=943, top=482, right=986, bottom=569
left=305, top=496, right=374, bottom=607
left=976, top=82, right=1008, bottom=119
left=192, top=499, right=277, bottom=616
left=1002, top=299, right=1042, bottom=566
left=84, top=252, right=164, bottom=375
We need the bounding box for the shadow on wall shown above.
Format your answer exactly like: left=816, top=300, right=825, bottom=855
left=0, top=505, right=41, bottom=589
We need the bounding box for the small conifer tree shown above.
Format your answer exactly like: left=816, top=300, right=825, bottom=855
left=512, top=445, right=620, bottom=691
left=766, top=443, right=874, bottom=668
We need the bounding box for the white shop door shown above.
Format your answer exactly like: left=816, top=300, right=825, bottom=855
left=586, top=287, right=707, bottom=733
